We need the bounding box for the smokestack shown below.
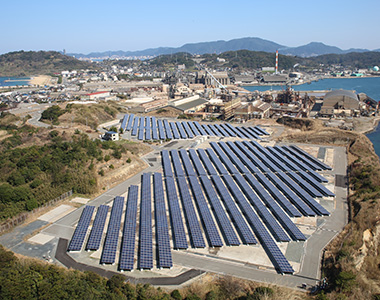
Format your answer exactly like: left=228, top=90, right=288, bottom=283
left=275, top=50, right=278, bottom=74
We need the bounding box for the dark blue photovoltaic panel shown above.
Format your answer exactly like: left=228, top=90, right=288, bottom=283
left=210, top=142, right=239, bottom=174
left=240, top=174, right=306, bottom=241
left=151, top=116, right=158, bottom=140
left=176, top=176, right=205, bottom=248
left=240, top=127, right=260, bottom=139
left=206, top=148, right=229, bottom=175
left=211, top=175, right=256, bottom=244
left=307, top=169, right=329, bottom=183
left=202, top=124, right=215, bottom=136
left=235, top=141, right=270, bottom=173
left=86, top=205, right=109, bottom=250
left=220, top=123, right=236, bottom=137
left=290, top=145, right=332, bottom=170
left=199, top=176, right=240, bottom=246
left=126, top=114, right=135, bottom=131
left=254, top=172, right=301, bottom=217
left=182, top=122, right=194, bottom=138
left=243, top=141, right=281, bottom=172
left=264, top=172, right=316, bottom=217
left=208, top=124, right=222, bottom=137
left=131, top=116, right=139, bottom=136
left=188, top=149, right=207, bottom=176
left=187, top=176, right=223, bottom=247
left=163, top=119, right=173, bottom=139
left=161, top=150, right=174, bottom=177
left=266, top=146, right=302, bottom=171
left=222, top=175, right=294, bottom=274
left=194, top=121, right=207, bottom=135
left=119, top=185, right=138, bottom=270
left=176, top=121, right=187, bottom=139
left=214, top=124, right=230, bottom=137
left=179, top=149, right=197, bottom=177
left=286, top=171, right=323, bottom=198
left=120, top=114, right=129, bottom=131
left=188, top=121, right=200, bottom=136
left=170, top=150, right=185, bottom=177
left=100, top=197, right=124, bottom=264
left=272, top=146, right=310, bottom=171
left=246, top=126, right=262, bottom=137
left=139, top=173, right=153, bottom=269
left=250, top=141, right=289, bottom=171
left=282, top=146, right=322, bottom=171
left=225, top=123, right=245, bottom=138
left=226, top=141, right=260, bottom=174
left=197, top=149, right=218, bottom=175
left=217, top=141, right=250, bottom=173
left=165, top=176, right=188, bottom=249
left=138, top=117, right=145, bottom=140
left=275, top=171, right=330, bottom=216
left=297, top=171, right=334, bottom=196
left=158, top=119, right=166, bottom=140
left=145, top=117, right=151, bottom=140
left=255, top=125, right=269, bottom=135
left=170, top=122, right=180, bottom=139
left=153, top=173, right=173, bottom=268
left=233, top=174, right=292, bottom=242
left=68, top=206, right=95, bottom=251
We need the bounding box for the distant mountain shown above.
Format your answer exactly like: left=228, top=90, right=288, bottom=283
left=0, top=51, right=96, bottom=77
left=67, top=38, right=378, bottom=59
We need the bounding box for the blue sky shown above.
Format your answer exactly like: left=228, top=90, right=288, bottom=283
left=1, top=0, right=379, bottom=54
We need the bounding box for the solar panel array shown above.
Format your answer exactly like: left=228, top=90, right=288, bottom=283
left=100, top=197, right=124, bottom=264
left=68, top=206, right=95, bottom=251
left=86, top=205, right=109, bottom=250
left=120, top=114, right=267, bottom=141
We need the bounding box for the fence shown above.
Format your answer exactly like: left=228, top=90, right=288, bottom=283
left=0, top=190, right=73, bottom=234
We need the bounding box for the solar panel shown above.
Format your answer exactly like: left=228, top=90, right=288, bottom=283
left=119, top=185, right=138, bottom=271
left=254, top=125, right=270, bottom=136
left=282, top=146, right=322, bottom=171
left=145, top=117, right=151, bottom=140
left=205, top=148, right=229, bottom=175
left=157, top=119, right=166, bottom=140
left=214, top=124, right=230, bottom=137
left=243, top=141, right=281, bottom=172
left=250, top=141, right=289, bottom=171
left=235, top=126, right=255, bottom=139
left=275, top=171, right=330, bottom=216
left=179, top=149, right=197, bottom=177
left=264, top=172, right=316, bottom=217
left=266, top=146, right=302, bottom=171
left=176, top=176, right=206, bottom=248
left=165, top=176, right=188, bottom=249
left=240, top=126, right=261, bottom=139
left=170, top=122, right=180, bottom=139
left=296, top=171, right=335, bottom=197
left=217, top=141, right=250, bottom=174
left=225, top=123, right=245, bottom=138
left=271, top=146, right=310, bottom=171
left=240, top=174, right=306, bottom=241
left=199, top=176, right=240, bottom=246
left=187, top=176, right=223, bottom=247
left=126, top=114, right=135, bottom=131
left=153, top=173, right=173, bottom=268
left=120, top=114, right=129, bottom=131
left=161, top=150, right=174, bottom=177
left=290, top=145, right=332, bottom=170
left=138, top=117, right=145, bottom=140
left=163, top=119, right=173, bottom=139
left=197, top=149, right=218, bottom=175
left=170, top=150, right=186, bottom=177
left=210, top=142, right=239, bottom=174
left=286, top=171, right=323, bottom=198
left=86, top=205, right=109, bottom=250
left=211, top=175, right=256, bottom=244
left=176, top=121, right=187, bottom=139
left=222, top=175, right=294, bottom=274
left=151, top=116, right=158, bottom=140
left=306, top=169, right=329, bottom=183
left=68, top=205, right=95, bottom=251
left=254, top=172, right=301, bottom=217
left=226, top=141, right=260, bottom=174
left=233, top=174, right=292, bottom=242
left=246, top=126, right=262, bottom=137
left=100, top=197, right=124, bottom=264
left=234, top=141, right=270, bottom=173
left=138, top=173, right=153, bottom=269
left=220, top=123, right=236, bottom=137
left=131, top=116, right=139, bottom=136
left=193, top=121, right=207, bottom=135
left=182, top=121, right=194, bottom=139
left=188, top=149, right=207, bottom=176
left=208, top=124, right=222, bottom=137
left=188, top=121, right=201, bottom=136
left=202, top=124, right=215, bottom=136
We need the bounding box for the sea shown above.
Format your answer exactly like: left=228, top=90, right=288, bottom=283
left=0, top=76, right=31, bottom=87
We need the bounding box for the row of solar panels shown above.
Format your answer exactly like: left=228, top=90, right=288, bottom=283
left=120, top=114, right=269, bottom=141
left=68, top=176, right=172, bottom=271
